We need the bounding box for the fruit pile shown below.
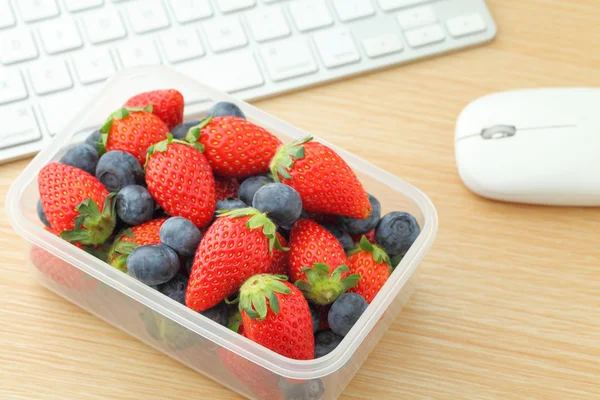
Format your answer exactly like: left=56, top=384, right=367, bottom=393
left=36, top=89, right=421, bottom=361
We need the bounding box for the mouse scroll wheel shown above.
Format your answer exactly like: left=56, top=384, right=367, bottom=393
left=481, top=125, right=517, bottom=139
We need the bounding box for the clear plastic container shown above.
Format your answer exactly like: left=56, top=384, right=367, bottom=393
left=6, top=66, right=438, bottom=400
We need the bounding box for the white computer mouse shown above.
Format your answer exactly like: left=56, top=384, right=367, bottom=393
left=455, top=88, right=600, bottom=206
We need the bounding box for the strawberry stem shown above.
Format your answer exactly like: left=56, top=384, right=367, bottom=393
left=347, top=236, right=391, bottom=265
left=145, top=133, right=204, bottom=169
left=218, top=207, right=288, bottom=252
left=269, top=136, right=313, bottom=183
left=184, top=111, right=215, bottom=147
left=99, top=105, right=153, bottom=154
left=239, top=274, right=290, bottom=321
left=295, top=263, right=360, bottom=305
left=60, top=193, right=117, bottom=245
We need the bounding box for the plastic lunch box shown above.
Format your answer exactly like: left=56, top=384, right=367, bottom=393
left=6, top=66, right=438, bottom=400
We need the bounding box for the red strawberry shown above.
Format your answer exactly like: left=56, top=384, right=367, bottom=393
left=108, top=218, right=167, bottom=272
left=186, top=208, right=285, bottom=312
left=347, top=236, right=392, bottom=304
left=213, top=175, right=240, bottom=201
left=288, top=219, right=358, bottom=305
left=124, top=89, right=184, bottom=130
left=239, top=274, right=314, bottom=360
left=270, top=136, right=371, bottom=219
left=145, top=135, right=215, bottom=228
left=350, top=228, right=376, bottom=245
left=268, top=232, right=289, bottom=275
left=38, top=162, right=116, bottom=245
left=99, top=105, right=169, bottom=164
left=30, top=245, right=98, bottom=292
left=185, top=116, right=281, bottom=178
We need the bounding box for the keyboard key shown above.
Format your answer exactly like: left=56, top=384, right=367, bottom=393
left=377, top=0, right=428, bottom=11
left=331, top=0, right=375, bottom=22
left=0, top=105, right=41, bottom=150
left=404, top=24, right=445, bottom=47
left=159, top=27, right=205, bottom=63
left=63, top=0, right=104, bottom=12
left=39, top=91, right=87, bottom=135
left=260, top=38, right=318, bottom=81
left=117, top=40, right=162, bottom=67
left=203, top=17, right=248, bottom=53
left=0, top=30, right=39, bottom=65
left=176, top=52, right=263, bottom=93
left=72, top=48, right=116, bottom=84
left=0, top=0, right=16, bottom=28
left=28, top=59, right=73, bottom=95
left=362, top=33, right=404, bottom=57
left=17, top=0, right=59, bottom=22
left=289, top=0, right=333, bottom=32
left=446, top=13, right=486, bottom=37
left=0, top=70, right=28, bottom=105
left=39, top=19, right=83, bottom=54
left=126, top=0, right=170, bottom=34
left=216, top=0, right=256, bottom=13
left=82, top=9, right=127, bottom=44
left=313, top=29, right=360, bottom=68
left=245, top=6, right=290, bottom=42
left=169, top=0, right=212, bottom=23
left=396, top=5, right=436, bottom=30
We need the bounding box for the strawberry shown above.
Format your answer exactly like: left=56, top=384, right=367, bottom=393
left=239, top=274, right=314, bottom=360
left=288, top=219, right=358, bottom=305
left=347, top=236, right=392, bottom=304
left=185, top=116, right=281, bottom=178
left=38, top=162, right=116, bottom=245
left=268, top=232, right=289, bottom=275
left=30, top=245, right=98, bottom=292
left=213, top=175, right=240, bottom=201
left=145, top=135, right=215, bottom=228
left=350, top=228, right=376, bottom=245
left=99, top=105, right=169, bottom=163
left=124, top=89, right=184, bottom=130
left=108, top=218, right=167, bottom=272
left=270, top=136, right=371, bottom=219
left=185, top=208, right=285, bottom=312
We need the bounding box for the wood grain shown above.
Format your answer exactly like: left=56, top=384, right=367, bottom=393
left=2, top=1, right=600, bottom=398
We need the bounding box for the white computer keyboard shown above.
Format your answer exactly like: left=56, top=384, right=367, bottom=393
left=0, top=0, right=496, bottom=163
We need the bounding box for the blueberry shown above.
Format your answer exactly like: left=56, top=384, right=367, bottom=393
left=309, top=303, right=320, bottom=333
left=279, top=378, right=325, bottom=400
left=207, top=102, right=246, bottom=119
left=215, top=197, right=247, bottom=219
left=185, top=257, right=194, bottom=276
left=200, top=301, right=228, bottom=327
left=116, top=185, right=155, bottom=225
left=328, top=293, right=368, bottom=336
left=338, top=194, right=381, bottom=235
left=96, top=150, right=144, bottom=192
left=127, top=244, right=180, bottom=286
left=157, top=274, right=189, bottom=305
left=84, top=129, right=102, bottom=151
left=321, top=223, right=354, bottom=251
left=375, top=212, right=420, bottom=257
left=238, top=175, right=273, bottom=205
left=59, top=143, right=99, bottom=175
left=314, top=329, right=343, bottom=358
left=278, top=225, right=291, bottom=241
left=160, top=217, right=203, bottom=257
left=37, top=199, right=51, bottom=227
left=252, top=183, right=302, bottom=226
left=171, top=120, right=200, bottom=140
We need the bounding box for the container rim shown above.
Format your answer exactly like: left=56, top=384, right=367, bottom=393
left=5, top=66, right=438, bottom=380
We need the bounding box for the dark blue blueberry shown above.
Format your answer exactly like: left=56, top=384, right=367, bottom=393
left=309, top=303, right=320, bottom=333
left=60, top=143, right=99, bottom=175
left=238, top=175, right=273, bottom=205
left=84, top=129, right=102, bottom=151
left=127, top=244, right=180, bottom=286
left=321, top=223, right=354, bottom=251
left=375, top=211, right=420, bottom=257
left=279, top=378, right=325, bottom=400
left=157, top=274, right=189, bottom=305
left=37, top=199, right=51, bottom=227
left=252, top=183, right=302, bottom=226
left=185, top=257, right=194, bottom=276
left=200, top=301, right=228, bottom=327
left=215, top=197, right=247, bottom=219
left=314, top=329, right=343, bottom=358
left=207, top=102, right=246, bottom=119
left=328, top=293, right=368, bottom=336
left=96, top=150, right=144, bottom=192
left=171, top=120, right=200, bottom=140
left=160, top=216, right=202, bottom=257
left=116, top=185, right=155, bottom=225
left=338, top=194, right=381, bottom=235
left=278, top=225, right=291, bottom=241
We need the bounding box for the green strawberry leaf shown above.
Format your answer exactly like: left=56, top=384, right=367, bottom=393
left=294, top=261, right=358, bottom=305
left=184, top=112, right=214, bottom=144
left=220, top=207, right=288, bottom=252
left=269, top=135, right=313, bottom=182
left=239, top=274, right=290, bottom=321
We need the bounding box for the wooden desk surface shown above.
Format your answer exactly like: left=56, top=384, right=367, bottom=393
left=2, top=1, right=600, bottom=398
